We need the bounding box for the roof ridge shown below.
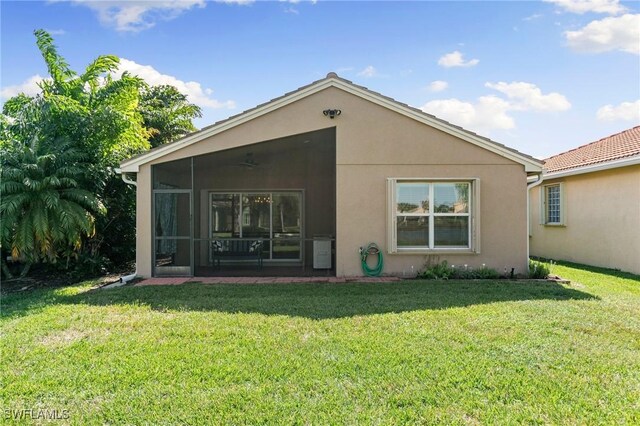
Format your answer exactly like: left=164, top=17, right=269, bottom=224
left=121, top=72, right=542, bottom=170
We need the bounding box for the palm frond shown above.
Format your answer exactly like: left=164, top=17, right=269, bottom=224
left=34, top=29, right=76, bottom=91
left=82, top=55, right=120, bottom=89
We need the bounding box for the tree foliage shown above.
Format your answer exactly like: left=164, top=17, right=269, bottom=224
left=27, top=29, right=150, bottom=164
left=1, top=30, right=201, bottom=279
left=1, top=142, right=105, bottom=277
left=139, top=84, right=202, bottom=148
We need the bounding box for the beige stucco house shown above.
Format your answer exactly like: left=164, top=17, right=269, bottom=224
left=119, top=73, right=543, bottom=278
left=529, top=126, right=640, bottom=274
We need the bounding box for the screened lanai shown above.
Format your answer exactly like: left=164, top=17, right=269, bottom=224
left=152, top=127, right=336, bottom=277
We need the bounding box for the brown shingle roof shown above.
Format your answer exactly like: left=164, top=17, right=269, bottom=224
left=544, top=126, right=640, bottom=173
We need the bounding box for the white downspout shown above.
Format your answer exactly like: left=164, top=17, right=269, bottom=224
left=526, top=172, right=544, bottom=260
left=103, top=168, right=138, bottom=289
left=120, top=171, right=137, bottom=187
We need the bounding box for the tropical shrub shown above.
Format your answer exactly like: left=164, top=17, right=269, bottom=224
left=417, top=259, right=501, bottom=280
left=0, top=142, right=105, bottom=277
left=1, top=30, right=202, bottom=279
left=417, top=260, right=456, bottom=279
left=529, top=259, right=551, bottom=279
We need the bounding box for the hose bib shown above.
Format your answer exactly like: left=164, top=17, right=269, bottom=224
left=360, top=242, right=384, bottom=277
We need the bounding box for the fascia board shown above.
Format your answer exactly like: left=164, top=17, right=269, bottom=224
left=543, top=155, right=640, bottom=179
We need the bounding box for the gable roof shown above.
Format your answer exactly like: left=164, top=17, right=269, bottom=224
left=544, top=126, right=640, bottom=175
left=120, top=72, right=543, bottom=173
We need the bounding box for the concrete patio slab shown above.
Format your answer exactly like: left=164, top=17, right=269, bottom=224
left=135, top=276, right=401, bottom=286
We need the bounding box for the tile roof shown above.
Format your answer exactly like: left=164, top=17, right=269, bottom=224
left=544, top=126, right=640, bottom=173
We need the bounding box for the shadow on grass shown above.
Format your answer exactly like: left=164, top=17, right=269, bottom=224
left=532, top=257, right=640, bottom=283
left=48, top=280, right=599, bottom=320
left=557, top=260, right=640, bottom=282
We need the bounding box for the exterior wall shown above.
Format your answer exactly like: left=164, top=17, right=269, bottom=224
left=529, top=165, right=640, bottom=274
left=337, top=164, right=527, bottom=276
left=135, top=86, right=530, bottom=277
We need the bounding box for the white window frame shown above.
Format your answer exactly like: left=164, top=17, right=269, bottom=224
left=387, top=178, right=480, bottom=254
left=541, top=183, right=565, bottom=226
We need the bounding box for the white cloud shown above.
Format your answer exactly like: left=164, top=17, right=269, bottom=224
left=485, top=81, right=571, bottom=112
left=421, top=96, right=514, bottom=134
left=596, top=100, right=640, bottom=121
left=115, top=58, right=235, bottom=109
left=544, top=0, right=627, bottom=15
left=564, top=13, right=640, bottom=54
left=523, top=13, right=543, bottom=21
left=0, top=60, right=235, bottom=111
left=437, top=51, right=479, bottom=68
left=278, top=0, right=318, bottom=4
left=217, top=0, right=254, bottom=4
left=427, top=80, right=448, bottom=92
left=66, top=0, right=207, bottom=32
left=421, top=81, right=571, bottom=135
left=45, top=28, right=67, bottom=35
left=0, top=75, right=46, bottom=99
left=357, top=65, right=377, bottom=78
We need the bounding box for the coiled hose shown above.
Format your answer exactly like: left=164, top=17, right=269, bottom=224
left=360, top=242, right=384, bottom=277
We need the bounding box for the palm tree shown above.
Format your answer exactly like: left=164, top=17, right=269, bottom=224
left=31, top=29, right=150, bottom=162
left=0, top=142, right=105, bottom=278
left=139, top=84, right=202, bottom=148
left=0, top=30, right=202, bottom=277
left=0, top=30, right=152, bottom=278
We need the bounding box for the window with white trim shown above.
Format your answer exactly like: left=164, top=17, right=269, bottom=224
left=388, top=179, right=478, bottom=252
left=543, top=183, right=564, bottom=225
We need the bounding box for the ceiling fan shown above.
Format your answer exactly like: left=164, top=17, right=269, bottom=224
left=237, top=152, right=259, bottom=168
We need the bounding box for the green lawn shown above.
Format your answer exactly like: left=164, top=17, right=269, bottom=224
left=2, top=262, right=639, bottom=424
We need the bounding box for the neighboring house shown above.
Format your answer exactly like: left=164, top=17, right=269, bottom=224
left=119, top=73, right=543, bottom=278
left=530, top=126, right=640, bottom=274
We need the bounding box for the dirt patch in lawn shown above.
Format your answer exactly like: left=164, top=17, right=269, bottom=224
left=1, top=273, right=122, bottom=295
left=39, top=329, right=89, bottom=348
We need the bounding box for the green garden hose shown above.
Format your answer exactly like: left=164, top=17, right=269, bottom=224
left=360, top=243, right=384, bottom=277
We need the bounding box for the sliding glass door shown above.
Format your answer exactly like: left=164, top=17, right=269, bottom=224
left=272, top=193, right=301, bottom=260
left=242, top=194, right=272, bottom=257
left=210, top=193, right=240, bottom=238
left=210, top=191, right=302, bottom=261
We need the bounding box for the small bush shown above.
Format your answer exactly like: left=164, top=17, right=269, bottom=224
left=529, top=259, right=550, bottom=279
left=417, top=260, right=455, bottom=279
left=55, top=252, right=113, bottom=280
left=417, top=260, right=500, bottom=280
left=470, top=266, right=501, bottom=280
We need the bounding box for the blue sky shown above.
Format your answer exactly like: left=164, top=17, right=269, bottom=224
left=2, top=0, right=639, bottom=158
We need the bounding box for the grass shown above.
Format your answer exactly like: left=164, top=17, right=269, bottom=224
left=1, top=262, right=639, bottom=424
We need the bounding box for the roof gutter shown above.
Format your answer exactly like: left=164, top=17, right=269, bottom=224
left=544, top=154, right=640, bottom=180
left=103, top=168, right=138, bottom=289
